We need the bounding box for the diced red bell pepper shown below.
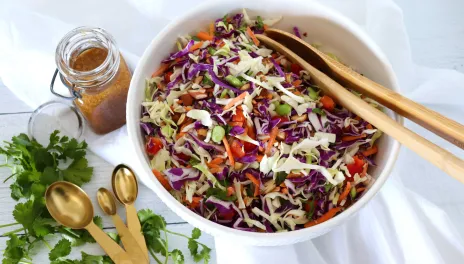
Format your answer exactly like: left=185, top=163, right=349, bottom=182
left=347, top=156, right=365, bottom=178
left=146, top=137, right=163, bottom=156
left=230, top=140, right=245, bottom=158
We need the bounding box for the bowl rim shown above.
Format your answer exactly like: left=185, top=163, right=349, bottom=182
left=127, top=0, right=402, bottom=245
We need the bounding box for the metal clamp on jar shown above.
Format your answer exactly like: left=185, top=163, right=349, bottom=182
left=50, top=27, right=132, bottom=134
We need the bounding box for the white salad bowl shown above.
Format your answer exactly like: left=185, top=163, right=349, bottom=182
left=127, top=0, right=401, bottom=246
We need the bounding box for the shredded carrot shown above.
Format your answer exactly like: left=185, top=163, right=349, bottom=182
left=362, top=145, right=378, bottom=156
left=227, top=186, right=235, bottom=196
left=341, top=133, right=366, bottom=142
left=209, top=167, right=224, bottom=174
left=287, top=173, right=303, bottom=178
left=281, top=187, right=288, bottom=194
left=338, top=182, right=352, bottom=205
left=197, top=31, right=214, bottom=41
left=366, top=124, right=373, bottom=129
left=189, top=41, right=204, bottom=52
left=293, top=90, right=301, bottom=95
left=186, top=196, right=202, bottom=209
left=223, top=138, right=235, bottom=167
left=246, top=27, right=260, bottom=46
left=210, top=157, right=225, bottom=165
left=263, top=24, right=269, bottom=31
left=272, top=187, right=281, bottom=192
left=292, top=80, right=302, bottom=87
left=246, top=173, right=260, bottom=197
left=354, top=116, right=361, bottom=121
left=256, top=155, right=264, bottom=162
left=209, top=22, right=215, bottom=35
left=228, top=121, right=244, bottom=127
left=265, top=126, right=279, bottom=156
left=356, top=187, right=366, bottom=193
left=185, top=106, right=193, bottom=111
left=224, top=92, right=248, bottom=110
left=175, top=132, right=186, bottom=140
left=151, top=63, right=170, bottom=77
left=207, top=163, right=220, bottom=169
left=152, top=169, right=172, bottom=191
left=179, top=119, right=193, bottom=131
left=304, top=207, right=342, bottom=228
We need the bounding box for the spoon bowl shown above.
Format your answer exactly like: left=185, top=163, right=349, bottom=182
left=111, top=164, right=148, bottom=258
left=45, top=181, right=94, bottom=229
left=97, top=188, right=117, bottom=215
left=112, top=164, right=138, bottom=205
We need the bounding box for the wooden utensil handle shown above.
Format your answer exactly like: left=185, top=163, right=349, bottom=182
left=86, top=222, right=133, bottom=264
left=319, top=49, right=464, bottom=149
left=311, top=63, right=464, bottom=182
left=112, top=215, right=148, bottom=263
left=262, top=36, right=464, bottom=182
left=126, top=204, right=148, bottom=257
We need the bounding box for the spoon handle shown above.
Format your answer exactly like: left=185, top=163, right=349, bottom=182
left=126, top=204, right=148, bottom=258
left=265, top=28, right=464, bottom=149
left=318, top=49, right=464, bottom=149
left=256, top=35, right=464, bottom=183
left=112, top=214, right=148, bottom=263
left=85, top=222, right=133, bottom=264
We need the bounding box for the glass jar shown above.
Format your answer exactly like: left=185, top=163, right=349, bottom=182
left=51, top=26, right=132, bottom=134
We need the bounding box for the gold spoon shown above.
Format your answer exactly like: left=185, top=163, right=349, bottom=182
left=255, top=34, right=464, bottom=182
left=97, top=188, right=148, bottom=263
left=263, top=28, right=464, bottom=149
left=45, top=181, right=133, bottom=264
left=111, top=164, right=148, bottom=258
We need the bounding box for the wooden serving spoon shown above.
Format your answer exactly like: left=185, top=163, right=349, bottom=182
left=263, top=28, right=464, bottom=150
left=255, top=34, right=464, bottom=183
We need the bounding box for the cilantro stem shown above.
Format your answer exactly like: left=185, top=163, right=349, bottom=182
left=3, top=172, right=18, bottom=183
left=18, top=260, right=33, bottom=264
left=148, top=247, right=163, bottom=264
left=2, top=227, right=25, bottom=236
left=165, top=230, right=209, bottom=247
left=0, top=222, right=20, bottom=228
left=164, top=228, right=169, bottom=264
left=43, top=239, right=52, bottom=250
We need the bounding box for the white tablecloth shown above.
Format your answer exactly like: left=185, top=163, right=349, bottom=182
left=0, top=0, right=463, bottom=263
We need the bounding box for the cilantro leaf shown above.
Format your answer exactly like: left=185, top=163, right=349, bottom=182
left=193, top=246, right=211, bottom=263
left=93, top=216, right=103, bottom=229
left=171, top=249, right=184, bottom=264
left=32, top=217, right=53, bottom=238
left=188, top=239, right=199, bottom=256
left=3, top=234, right=26, bottom=263
left=79, top=252, right=113, bottom=264
left=206, top=187, right=236, bottom=201
left=61, top=158, right=93, bottom=186
left=13, top=200, right=35, bottom=229
left=41, top=166, right=59, bottom=185
left=256, top=16, right=264, bottom=29
left=49, top=239, right=72, bottom=261
left=10, top=183, right=22, bottom=201
left=191, top=228, right=201, bottom=239
left=275, top=172, right=288, bottom=186
left=107, top=232, right=120, bottom=243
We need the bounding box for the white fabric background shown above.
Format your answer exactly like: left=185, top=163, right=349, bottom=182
left=0, top=0, right=463, bottom=263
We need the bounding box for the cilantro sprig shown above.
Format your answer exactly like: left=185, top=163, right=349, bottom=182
left=0, top=131, right=211, bottom=264
left=0, top=131, right=95, bottom=264
left=138, top=209, right=211, bottom=264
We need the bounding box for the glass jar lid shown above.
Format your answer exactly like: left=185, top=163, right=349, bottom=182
left=28, top=101, right=83, bottom=146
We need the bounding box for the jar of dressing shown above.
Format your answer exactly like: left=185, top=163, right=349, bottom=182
left=51, top=26, right=132, bottom=134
